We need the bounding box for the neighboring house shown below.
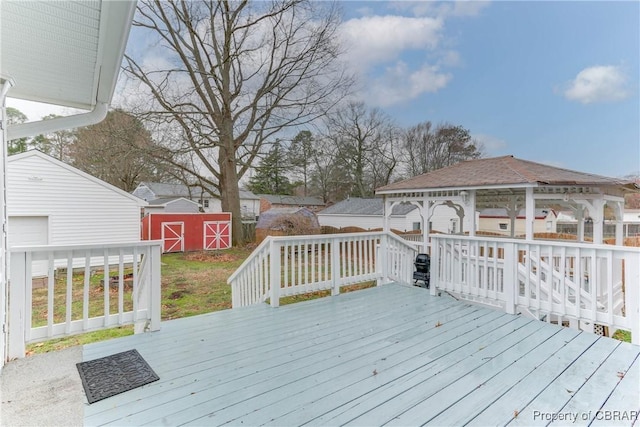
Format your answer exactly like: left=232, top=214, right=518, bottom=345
left=258, top=194, right=325, bottom=213
left=132, top=181, right=260, bottom=219
left=144, top=197, right=201, bottom=214
left=623, top=209, right=640, bottom=236
left=238, top=190, right=261, bottom=221
left=7, top=150, right=147, bottom=274
left=478, top=208, right=557, bottom=236
left=317, top=198, right=423, bottom=232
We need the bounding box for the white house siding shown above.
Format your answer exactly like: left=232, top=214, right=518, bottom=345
left=318, top=209, right=423, bottom=232
left=429, top=204, right=468, bottom=234
left=7, top=152, right=144, bottom=247
left=478, top=212, right=557, bottom=236
left=202, top=198, right=222, bottom=213
left=241, top=199, right=261, bottom=220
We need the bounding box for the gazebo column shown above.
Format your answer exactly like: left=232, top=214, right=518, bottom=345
left=422, top=197, right=431, bottom=254
left=382, top=196, right=391, bottom=233
left=525, top=187, right=535, bottom=240
left=506, top=196, right=518, bottom=238
left=576, top=206, right=585, bottom=242
left=466, top=190, right=476, bottom=237
left=611, top=200, right=624, bottom=246
left=577, top=199, right=605, bottom=244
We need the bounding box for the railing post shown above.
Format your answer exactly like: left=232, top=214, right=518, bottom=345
left=430, top=237, right=439, bottom=296
left=8, top=251, right=27, bottom=360
left=270, top=240, right=281, bottom=307
left=378, top=234, right=389, bottom=286
left=149, top=244, right=161, bottom=331
left=331, top=237, right=340, bottom=296
left=624, top=252, right=639, bottom=345
left=503, top=242, right=517, bottom=315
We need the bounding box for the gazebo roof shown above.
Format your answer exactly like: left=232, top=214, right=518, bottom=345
left=376, top=155, right=636, bottom=194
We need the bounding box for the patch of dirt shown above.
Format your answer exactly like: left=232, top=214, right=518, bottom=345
left=168, top=289, right=191, bottom=300
left=183, top=251, right=241, bottom=262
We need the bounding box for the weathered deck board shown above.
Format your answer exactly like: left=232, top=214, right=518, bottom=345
left=81, top=283, right=640, bottom=427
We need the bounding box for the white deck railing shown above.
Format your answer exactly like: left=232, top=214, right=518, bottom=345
left=228, top=232, right=417, bottom=308
left=430, top=235, right=640, bottom=344
left=8, top=241, right=162, bottom=359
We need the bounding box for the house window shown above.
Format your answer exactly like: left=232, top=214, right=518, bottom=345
left=546, top=221, right=553, bottom=231
left=203, top=200, right=209, bottom=208
left=499, top=223, right=508, bottom=231
left=412, top=222, right=421, bottom=231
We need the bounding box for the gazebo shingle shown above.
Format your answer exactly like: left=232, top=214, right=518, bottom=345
left=377, top=155, right=630, bottom=192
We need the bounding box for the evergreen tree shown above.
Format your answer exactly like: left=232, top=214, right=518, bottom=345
left=247, top=141, right=294, bottom=195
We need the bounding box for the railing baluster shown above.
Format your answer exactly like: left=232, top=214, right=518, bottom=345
left=47, top=253, right=54, bottom=338
left=65, top=251, right=73, bottom=334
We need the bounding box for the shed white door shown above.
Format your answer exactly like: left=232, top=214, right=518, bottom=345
left=203, top=221, right=231, bottom=250
left=161, top=222, right=184, bottom=253
left=8, top=216, right=49, bottom=276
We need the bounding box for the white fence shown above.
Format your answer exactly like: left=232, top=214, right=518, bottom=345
left=228, top=232, right=417, bottom=308
left=430, top=235, right=640, bottom=344
left=8, top=241, right=162, bottom=360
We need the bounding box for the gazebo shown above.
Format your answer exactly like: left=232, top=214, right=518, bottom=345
left=377, top=156, right=640, bottom=342
left=376, top=155, right=639, bottom=250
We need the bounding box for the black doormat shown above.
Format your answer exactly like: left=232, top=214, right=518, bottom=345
left=76, top=349, right=159, bottom=404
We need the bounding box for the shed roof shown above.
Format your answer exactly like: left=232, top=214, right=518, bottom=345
left=318, top=198, right=417, bottom=217
left=377, top=155, right=635, bottom=193
left=8, top=150, right=147, bottom=206
left=147, top=197, right=200, bottom=207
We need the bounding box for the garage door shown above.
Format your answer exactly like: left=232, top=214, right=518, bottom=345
left=8, top=216, right=49, bottom=276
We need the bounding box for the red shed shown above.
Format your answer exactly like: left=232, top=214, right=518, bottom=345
left=141, top=213, right=232, bottom=253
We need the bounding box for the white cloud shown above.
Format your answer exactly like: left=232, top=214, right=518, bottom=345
left=368, top=62, right=452, bottom=107
left=339, top=2, right=488, bottom=107
left=392, top=1, right=491, bottom=19
left=563, top=65, right=630, bottom=104
left=6, top=98, right=83, bottom=122
left=340, top=15, right=443, bottom=71
left=473, top=133, right=507, bottom=153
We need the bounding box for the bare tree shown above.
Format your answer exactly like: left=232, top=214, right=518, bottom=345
left=325, top=101, right=399, bottom=197
left=401, top=121, right=483, bottom=177
left=288, top=130, right=315, bottom=196
left=307, top=134, right=351, bottom=203
left=72, top=110, right=171, bottom=192
left=31, top=115, right=75, bottom=161
left=123, top=0, right=352, bottom=243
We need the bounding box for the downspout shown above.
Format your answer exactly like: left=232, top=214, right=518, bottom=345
left=1, top=76, right=15, bottom=369
left=7, top=101, right=108, bottom=141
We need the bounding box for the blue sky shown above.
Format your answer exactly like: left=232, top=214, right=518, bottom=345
left=338, top=1, right=639, bottom=178
left=8, top=1, right=639, bottom=178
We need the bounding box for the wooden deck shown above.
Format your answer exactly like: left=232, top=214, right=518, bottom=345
left=82, top=283, right=640, bottom=426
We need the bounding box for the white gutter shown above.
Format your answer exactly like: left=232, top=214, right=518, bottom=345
left=7, top=101, right=108, bottom=141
